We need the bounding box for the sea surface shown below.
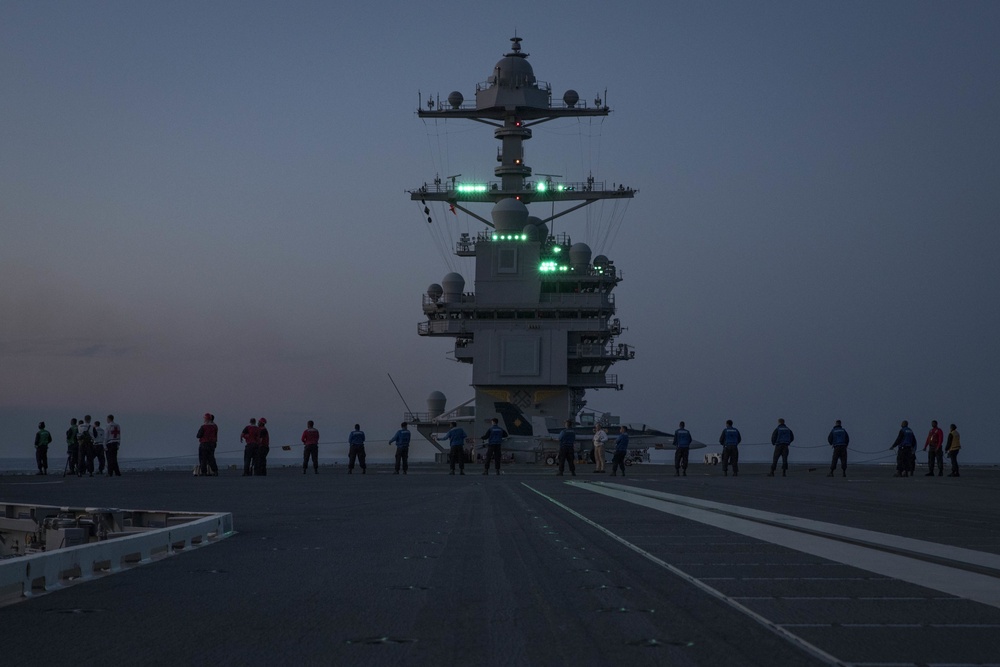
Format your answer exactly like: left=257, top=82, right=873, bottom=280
left=0, top=454, right=402, bottom=474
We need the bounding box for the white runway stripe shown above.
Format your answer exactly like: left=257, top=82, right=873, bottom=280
left=523, top=482, right=850, bottom=667
left=573, top=481, right=1000, bottom=610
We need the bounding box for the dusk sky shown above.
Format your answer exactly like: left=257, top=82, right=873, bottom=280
left=3, top=1, right=998, bottom=465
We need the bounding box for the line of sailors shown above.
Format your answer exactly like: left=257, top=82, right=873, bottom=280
left=192, top=414, right=963, bottom=479
left=35, top=415, right=123, bottom=477
left=692, top=418, right=962, bottom=478
left=196, top=416, right=380, bottom=477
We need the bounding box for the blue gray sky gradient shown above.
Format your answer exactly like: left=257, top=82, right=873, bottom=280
left=2, top=2, right=998, bottom=463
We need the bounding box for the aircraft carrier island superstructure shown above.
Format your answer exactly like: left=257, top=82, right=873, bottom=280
left=409, top=37, right=637, bottom=461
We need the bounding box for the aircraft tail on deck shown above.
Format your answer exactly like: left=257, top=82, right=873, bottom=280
left=495, top=402, right=535, bottom=436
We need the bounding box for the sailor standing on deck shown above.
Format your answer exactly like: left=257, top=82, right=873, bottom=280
left=481, top=418, right=508, bottom=475
left=196, top=413, right=219, bottom=476
left=389, top=422, right=411, bottom=474
left=78, top=415, right=95, bottom=477
left=255, top=418, right=270, bottom=476
left=719, top=420, right=741, bottom=477
left=105, top=415, right=122, bottom=477
left=592, top=425, right=607, bottom=473
left=34, top=422, right=52, bottom=475
left=302, top=420, right=320, bottom=474
left=923, top=420, right=944, bottom=476
left=347, top=424, right=367, bottom=474
left=673, top=421, right=692, bottom=476
left=66, top=418, right=79, bottom=476
left=611, top=426, right=629, bottom=477
left=91, top=420, right=107, bottom=475
left=556, top=420, right=577, bottom=476
left=437, top=421, right=467, bottom=475
left=889, top=420, right=917, bottom=477
left=240, top=418, right=259, bottom=476
left=946, top=424, right=961, bottom=477
left=769, top=418, right=794, bottom=477
left=827, top=420, right=850, bottom=477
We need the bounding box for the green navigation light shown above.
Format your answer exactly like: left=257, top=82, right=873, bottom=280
left=539, top=260, right=572, bottom=273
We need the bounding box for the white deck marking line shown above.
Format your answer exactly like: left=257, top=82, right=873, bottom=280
left=594, top=482, right=1000, bottom=574
left=570, top=482, right=1000, bottom=610
left=521, top=482, right=848, bottom=667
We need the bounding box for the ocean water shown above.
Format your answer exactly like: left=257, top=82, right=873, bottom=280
left=0, top=455, right=400, bottom=475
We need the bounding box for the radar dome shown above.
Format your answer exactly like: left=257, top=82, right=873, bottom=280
left=447, top=91, right=464, bottom=109
left=491, top=198, right=529, bottom=233
left=489, top=55, right=536, bottom=88
left=563, top=90, right=579, bottom=107
left=441, top=272, right=465, bottom=303
left=569, top=242, right=593, bottom=269
left=522, top=224, right=541, bottom=242
left=593, top=255, right=609, bottom=268
left=427, top=283, right=443, bottom=301
left=427, top=391, right=447, bottom=418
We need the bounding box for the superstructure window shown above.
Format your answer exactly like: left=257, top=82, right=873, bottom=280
left=500, top=336, right=541, bottom=376
left=498, top=247, right=518, bottom=274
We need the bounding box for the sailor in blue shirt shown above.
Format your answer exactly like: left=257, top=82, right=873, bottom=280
left=437, top=421, right=468, bottom=475
left=611, top=426, right=629, bottom=477
left=827, top=420, right=849, bottom=477
left=769, top=418, right=794, bottom=477
left=889, top=420, right=917, bottom=477
left=718, top=420, right=741, bottom=477
left=673, top=421, right=692, bottom=476
left=348, top=424, right=367, bottom=474
left=480, top=418, right=508, bottom=475
left=389, top=422, right=411, bottom=475
left=556, top=420, right=577, bottom=476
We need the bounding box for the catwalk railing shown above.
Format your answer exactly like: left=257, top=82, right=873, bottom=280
left=0, top=503, right=234, bottom=606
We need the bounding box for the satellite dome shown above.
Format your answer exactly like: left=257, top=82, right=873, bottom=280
left=489, top=54, right=536, bottom=88
left=522, top=224, right=541, bottom=242
left=427, top=391, right=447, bottom=418
left=569, top=242, right=592, bottom=269
left=447, top=91, right=464, bottom=109
left=563, top=90, right=579, bottom=108
left=427, top=283, right=443, bottom=301
left=491, top=198, right=529, bottom=233
left=593, top=254, right=609, bottom=267
left=441, top=272, right=465, bottom=303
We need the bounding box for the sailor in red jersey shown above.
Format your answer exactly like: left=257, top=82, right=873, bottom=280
left=240, top=417, right=259, bottom=476
left=301, top=420, right=320, bottom=474
left=923, top=420, right=945, bottom=476
left=196, top=413, right=219, bottom=476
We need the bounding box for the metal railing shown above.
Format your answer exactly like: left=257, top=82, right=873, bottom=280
left=0, top=504, right=234, bottom=607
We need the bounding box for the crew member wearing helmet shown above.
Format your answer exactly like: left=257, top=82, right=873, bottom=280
left=255, top=418, right=270, bottom=476
left=196, top=413, right=219, bottom=476
left=34, top=422, right=52, bottom=475
left=240, top=418, right=259, bottom=476
left=302, top=420, right=320, bottom=474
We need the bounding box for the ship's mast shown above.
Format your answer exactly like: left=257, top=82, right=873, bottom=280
left=409, top=38, right=637, bottom=455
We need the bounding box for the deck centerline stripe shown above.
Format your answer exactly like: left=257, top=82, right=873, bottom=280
left=569, top=482, right=1000, bottom=611
left=521, top=482, right=848, bottom=667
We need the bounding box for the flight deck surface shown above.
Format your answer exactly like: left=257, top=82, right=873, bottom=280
left=2, top=463, right=998, bottom=666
